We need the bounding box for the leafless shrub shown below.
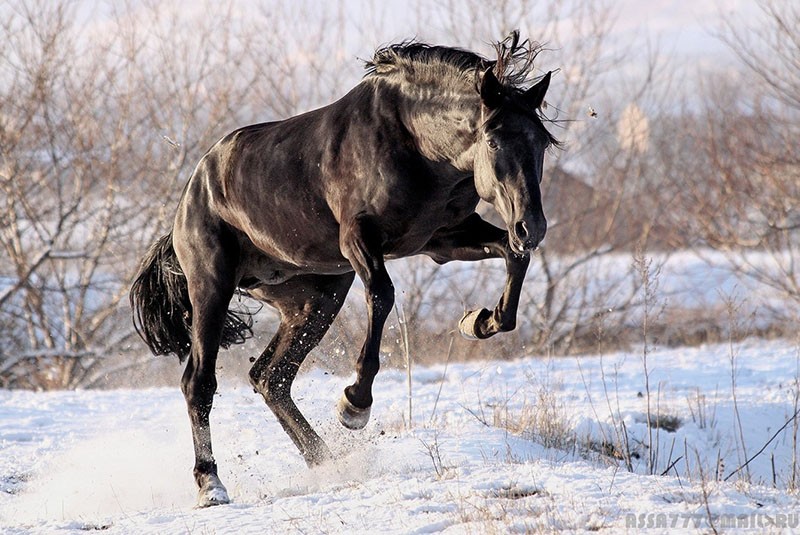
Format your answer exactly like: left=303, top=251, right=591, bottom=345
left=0, top=0, right=351, bottom=388
left=659, top=1, right=800, bottom=333
left=420, top=432, right=455, bottom=480
left=511, top=375, right=576, bottom=451
left=6, top=0, right=793, bottom=390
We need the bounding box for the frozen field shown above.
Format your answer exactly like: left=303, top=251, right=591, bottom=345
left=2, top=337, right=800, bottom=533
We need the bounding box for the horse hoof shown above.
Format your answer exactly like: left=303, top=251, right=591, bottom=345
left=336, top=393, right=371, bottom=430
left=459, top=308, right=490, bottom=340
left=196, top=478, right=230, bottom=508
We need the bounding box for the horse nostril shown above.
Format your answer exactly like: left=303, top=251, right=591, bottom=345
left=514, top=220, right=529, bottom=241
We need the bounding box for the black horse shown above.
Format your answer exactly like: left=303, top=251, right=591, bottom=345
left=130, top=31, right=556, bottom=507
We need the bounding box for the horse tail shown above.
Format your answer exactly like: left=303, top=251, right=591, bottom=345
left=130, top=232, right=254, bottom=362
left=130, top=232, right=193, bottom=361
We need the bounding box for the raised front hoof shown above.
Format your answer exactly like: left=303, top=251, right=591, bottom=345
left=195, top=477, right=230, bottom=508
left=336, top=393, right=371, bottom=430
left=458, top=308, right=492, bottom=340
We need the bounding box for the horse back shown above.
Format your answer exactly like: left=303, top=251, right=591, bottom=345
left=177, top=81, right=476, bottom=273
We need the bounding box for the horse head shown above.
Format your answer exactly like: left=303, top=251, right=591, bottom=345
left=473, top=68, right=553, bottom=253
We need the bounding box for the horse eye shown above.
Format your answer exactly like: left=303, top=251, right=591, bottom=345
left=486, top=139, right=499, bottom=151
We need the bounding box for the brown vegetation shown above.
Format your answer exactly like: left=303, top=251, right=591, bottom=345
left=1, top=0, right=797, bottom=389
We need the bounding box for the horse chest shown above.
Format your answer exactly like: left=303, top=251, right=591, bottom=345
left=382, top=183, right=479, bottom=256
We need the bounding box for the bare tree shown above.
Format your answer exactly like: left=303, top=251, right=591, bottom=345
left=0, top=0, right=361, bottom=388
left=0, top=0, right=697, bottom=389
left=665, top=1, right=800, bottom=325
left=718, top=0, right=800, bottom=111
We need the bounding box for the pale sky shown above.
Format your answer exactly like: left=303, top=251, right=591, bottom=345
left=77, top=0, right=759, bottom=68
left=70, top=0, right=760, bottom=97
left=612, top=0, right=760, bottom=65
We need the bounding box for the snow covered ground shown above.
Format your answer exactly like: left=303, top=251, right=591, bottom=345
left=2, top=338, right=800, bottom=533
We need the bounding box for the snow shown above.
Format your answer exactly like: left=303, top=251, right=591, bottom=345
left=3, top=338, right=800, bottom=533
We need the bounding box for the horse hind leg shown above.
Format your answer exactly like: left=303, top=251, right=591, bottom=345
left=179, top=285, right=237, bottom=506
left=249, top=273, right=354, bottom=466
left=174, top=225, right=240, bottom=507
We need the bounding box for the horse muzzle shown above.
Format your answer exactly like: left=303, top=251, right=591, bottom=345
left=509, top=218, right=546, bottom=253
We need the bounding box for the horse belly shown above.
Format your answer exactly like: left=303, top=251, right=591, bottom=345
left=240, top=224, right=351, bottom=273
left=238, top=240, right=353, bottom=289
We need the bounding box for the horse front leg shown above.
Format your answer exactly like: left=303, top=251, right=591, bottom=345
left=423, top=213, right=531, bottom=340
left=336, top=213, right=395, bottom=430
left=458, top=252, right=529, bottom=339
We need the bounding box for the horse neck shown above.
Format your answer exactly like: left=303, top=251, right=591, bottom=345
left=390, top=84, right=480, bottom=172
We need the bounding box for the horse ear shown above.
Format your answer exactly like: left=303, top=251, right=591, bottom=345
left=524, top=71, right=551, bottom=109
left=480, top=67, right=504, bottom=109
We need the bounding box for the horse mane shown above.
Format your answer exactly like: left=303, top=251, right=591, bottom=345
left=365, top=30, right=543, bottom=92
left=365, top=31, right=559, bottom=146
